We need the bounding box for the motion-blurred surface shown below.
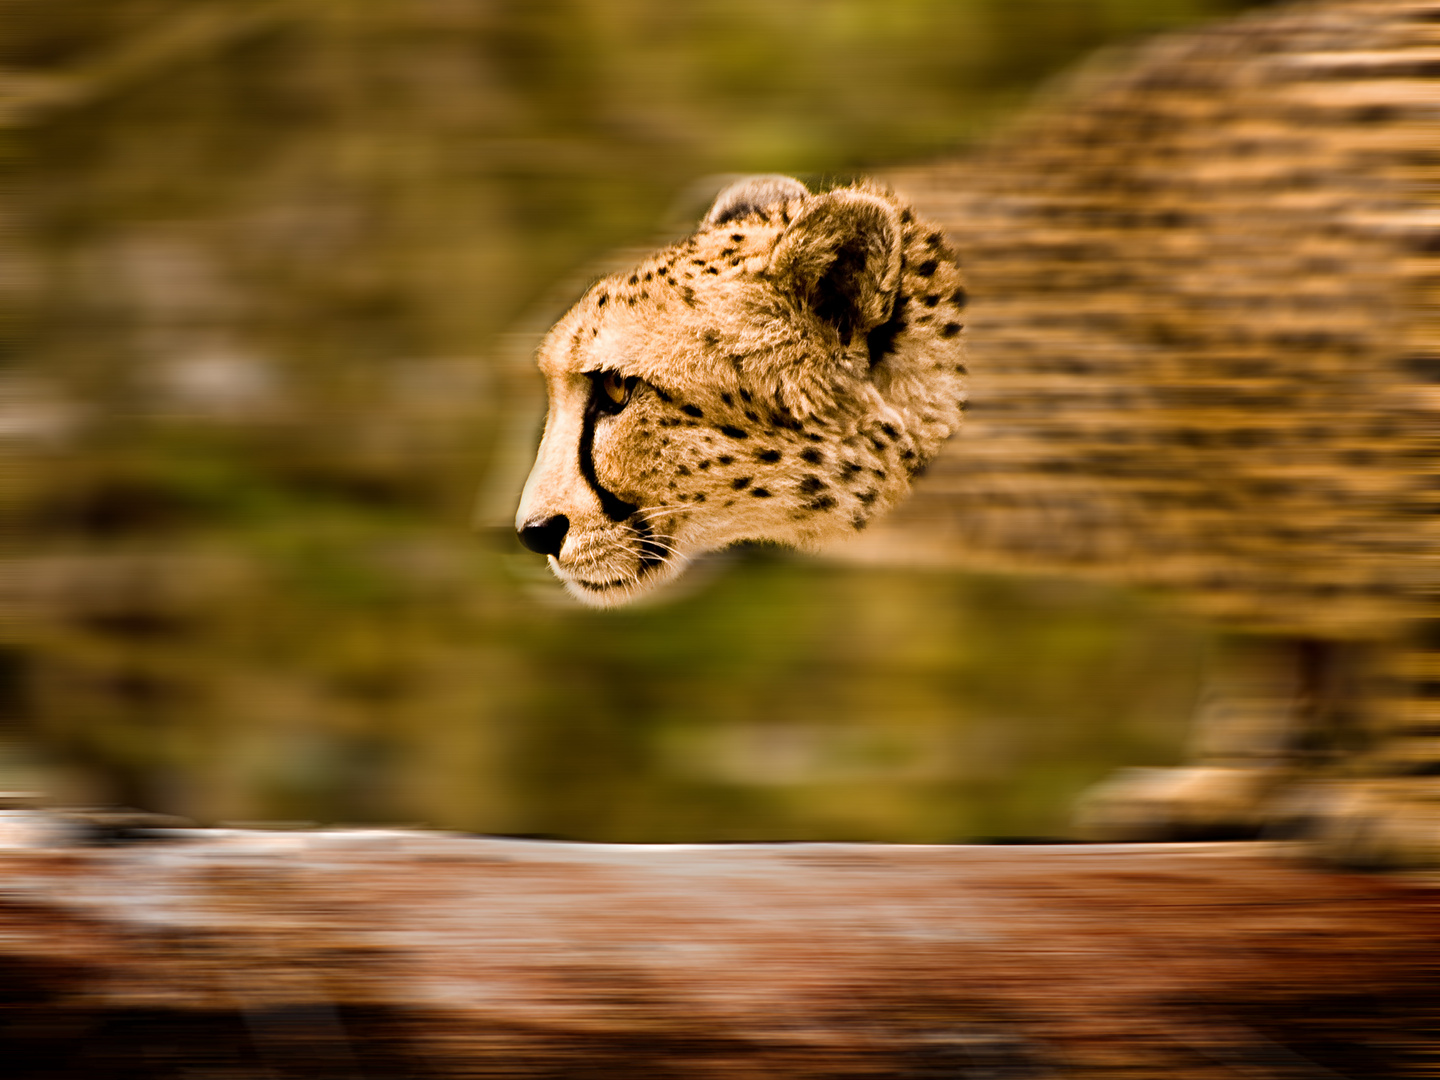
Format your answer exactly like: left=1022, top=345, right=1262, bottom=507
left=5, top=0, right=1277, bottom=838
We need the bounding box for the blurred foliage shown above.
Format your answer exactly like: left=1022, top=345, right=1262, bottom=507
left=1, top=0, right=1263, bottom=838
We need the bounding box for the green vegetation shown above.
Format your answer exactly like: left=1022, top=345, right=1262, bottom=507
left=2, top=0, right=1255, bottom=838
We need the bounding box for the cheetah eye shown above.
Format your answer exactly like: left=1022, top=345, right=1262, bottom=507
left=592, top=370, right=640, bottom=414
left=601, top=370, right=628, bottom=405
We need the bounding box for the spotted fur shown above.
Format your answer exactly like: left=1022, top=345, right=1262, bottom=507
left=516, top=179, right=967, bottom=603
left=517, top=0, right=1439, bottom=867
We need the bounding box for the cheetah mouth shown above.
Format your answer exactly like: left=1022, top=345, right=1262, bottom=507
left=571, top=575, right=630, bottom=593
left=555, top=517, right=678, bottom=597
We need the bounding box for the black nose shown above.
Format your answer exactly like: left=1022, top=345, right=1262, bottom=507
left=517, top=515, right=570, bottom=557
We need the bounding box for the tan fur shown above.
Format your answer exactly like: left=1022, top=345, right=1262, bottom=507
left=516, top=181, right=967, bottom=606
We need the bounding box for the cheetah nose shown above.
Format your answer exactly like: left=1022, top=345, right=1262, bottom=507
left=517, top=514, right=570, bottom=558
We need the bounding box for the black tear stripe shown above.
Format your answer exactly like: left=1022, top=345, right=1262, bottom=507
left=580, top=381, right=667, bottom=576
left=579, top=383, right=640, bottom=523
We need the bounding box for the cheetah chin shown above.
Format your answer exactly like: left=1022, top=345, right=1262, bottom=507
left=515, top=175, right=968, bottom=607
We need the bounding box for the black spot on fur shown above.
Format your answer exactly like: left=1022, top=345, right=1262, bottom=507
left=950, top=287, right=968, bottom=309
left=698, top=460, right=711, bottom=470
left=739, top=388, right=753, bottom=403
left=720, top=425, right=749, bottom=439
left=745, top=411, right=760, bottom=421
left=867, top=295, right=908, bottom=367
left=682, top=404, right=704, bottom=418
left=851, top=515, right=867, bottom=530
left=857, top=489, right=878, bottom=505
left=916, top=259, right=938, bottom=277
left=732, top=476, right=751, bottom=490
left=1353, top=104, right=1397, bottom=125
left=654, top=386, right=673, bottom=403
left=628, top=274, right=638, bottom=285
left=900, top=209, right=913, bottom=224
left=940, top=321, right=962, bottom=338
left=806, top=433, right=824, bottom=443
left=681, top=286, right=696, bottom=307
left=751, top=488, right=772, bottom=498
left=770, top=410, right=803, bottom=432
left=798, top=475, right=827, bottom=495
left=1406, top=228, right=1440, bottom=258
left=880, top=423, right=899, bottom=440
left=800, top=448, right=823, bottom=465
left=643, top=271, right=653, bottom=282
left=841, top=461, right=862, bottom=478
left=596, top=293, right=609, bottom=307
left=807, top=495, right=838, bottom=512
left=926, top=231, right=943, bottom=248
left=718, top=455, right=734, bottom=466
left=720, top=392, right=733, bottom=406
left=922, top=294, right=940, bottom=307
left=677, top=464, right=691, bottom=476
left=705, top=266, right=719, bottom=275
left=1405, top=354, right=1440, bottom=382
left=757, top=449, right=782, bottom=463
left=731, top=233, right=745, bottom=242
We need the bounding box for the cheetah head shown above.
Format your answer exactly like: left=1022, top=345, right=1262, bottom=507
left=514, top=175, right=968, bottom=606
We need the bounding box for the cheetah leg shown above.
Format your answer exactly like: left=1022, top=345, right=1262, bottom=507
left=1285, top=622, right=1440, bottom=870
left=1075, top=637, right=1352, bottom=842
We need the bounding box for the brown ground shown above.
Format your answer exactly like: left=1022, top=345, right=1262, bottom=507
left=0, top=824, right=1435, bottom=1077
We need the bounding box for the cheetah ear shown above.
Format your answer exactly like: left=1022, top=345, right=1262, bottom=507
left=703, top=175, right=809, bottom=227
left=769, top=189, right=902, bottom=348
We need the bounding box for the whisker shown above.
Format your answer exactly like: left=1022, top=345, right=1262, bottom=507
left=637, top=535, right=687, bottom=559
left=631, top=505, right=684, bottom=523
left=636, top=537, right=685, bottom=557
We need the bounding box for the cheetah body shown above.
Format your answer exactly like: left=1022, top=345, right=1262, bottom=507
left=516, top=0, right=1440, bottom=865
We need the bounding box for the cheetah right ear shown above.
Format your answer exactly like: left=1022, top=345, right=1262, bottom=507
left=769, top=189, right=902, bottom=349
left=703, top=175, right=810, bottom=227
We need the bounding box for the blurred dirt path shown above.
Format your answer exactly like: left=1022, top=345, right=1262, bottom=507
left=0, top=826, right=1435, bottom=1077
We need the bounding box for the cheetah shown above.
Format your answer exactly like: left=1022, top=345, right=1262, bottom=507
left=514, top=0, right=1439, bottom=868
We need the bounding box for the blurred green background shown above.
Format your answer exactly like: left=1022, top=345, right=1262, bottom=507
left=2, top=0, right=1266, bottom=840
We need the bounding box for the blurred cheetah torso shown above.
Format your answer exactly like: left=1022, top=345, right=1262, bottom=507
left=862, top=0, right=1437, bottom=640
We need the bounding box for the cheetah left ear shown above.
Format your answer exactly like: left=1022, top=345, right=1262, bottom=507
left=769, top=189, right=902, bottom=349
left=704, top=175, right=810, bottom=227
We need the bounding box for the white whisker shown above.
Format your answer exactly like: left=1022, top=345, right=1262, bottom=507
left=637, top=538, right=686, bottom=559
left=631, top=505, right=686, bottom=524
